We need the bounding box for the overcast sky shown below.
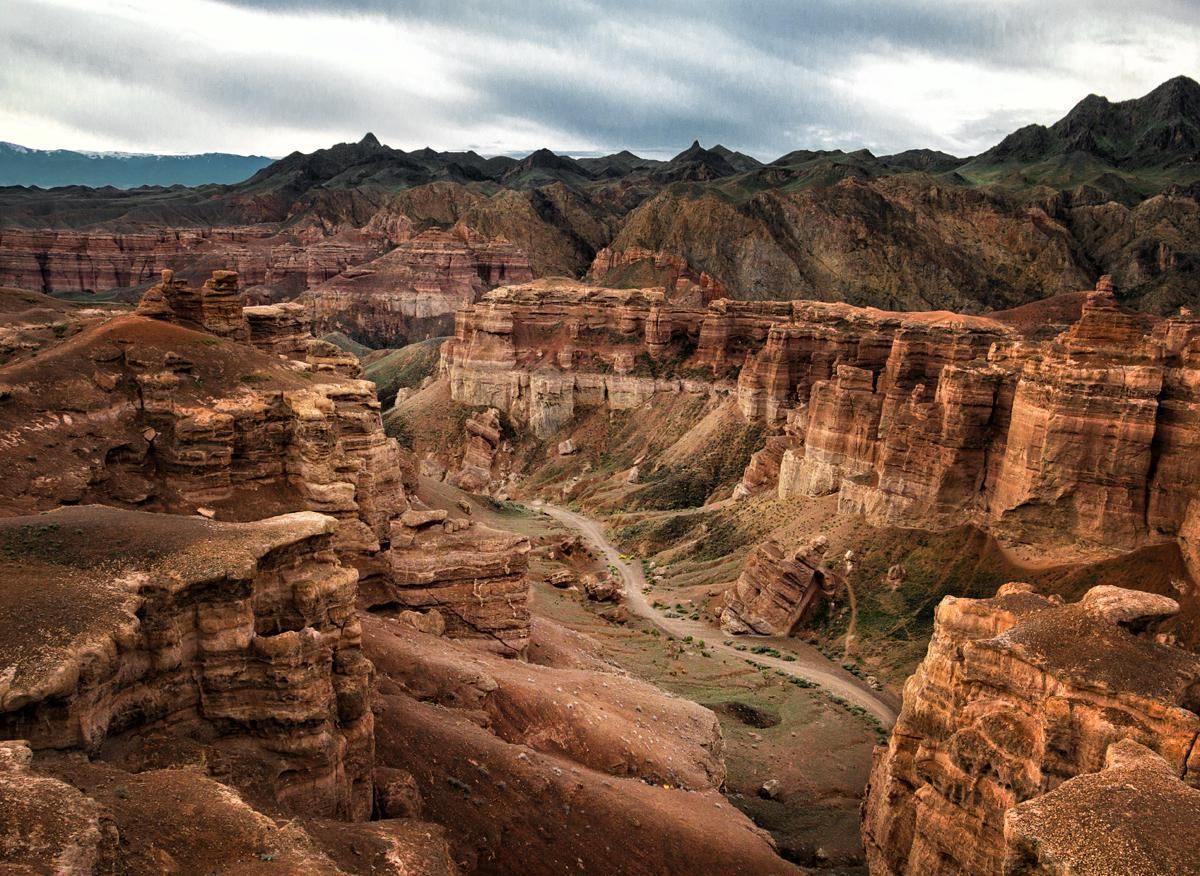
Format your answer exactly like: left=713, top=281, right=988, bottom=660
left=2, top=0, right=1197, bottom=159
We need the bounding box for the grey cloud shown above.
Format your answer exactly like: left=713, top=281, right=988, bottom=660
left=2, top=0, right=1197, bottom=158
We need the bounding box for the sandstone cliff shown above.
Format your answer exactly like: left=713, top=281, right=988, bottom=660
left=446, top=280, right=1179, bottom=551
left=0, top=225, right=383, bottom=299
left=0, top=269, right=531, bottom=654
left=0, top=506, right=373, bottom=818
left=862, top=582, right=1200, bottom=875
left=0, top=506, right=461, bottom=874
left=304, top=225, right=534, bottom=347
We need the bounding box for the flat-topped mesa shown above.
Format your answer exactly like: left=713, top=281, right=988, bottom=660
left=305, top=225, right=535, bottom=347
left=0, top=506, right=373, bottom=819
left=862, top=582, right=1200, bottom=876
left=137, top=268, right=251, bottom=341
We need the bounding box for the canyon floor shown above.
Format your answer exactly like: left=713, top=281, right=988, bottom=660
left=411, top=485, right=893, bottom=870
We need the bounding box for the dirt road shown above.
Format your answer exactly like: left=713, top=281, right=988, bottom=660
left=539, top=503, right=899, bottom=728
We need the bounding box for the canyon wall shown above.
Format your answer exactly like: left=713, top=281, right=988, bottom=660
left=861, top=582, right=1200, bottom=875
left=0, top=226, right=383, bottom=298
left=446, top=278, right=1200, bottom=579
left=0, top=269, right=530, bottom=653
left=0, top=506, right=374, bottom=819
left=304, top=226, right=535, bottom=347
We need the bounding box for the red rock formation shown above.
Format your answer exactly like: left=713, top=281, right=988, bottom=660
left=448, top=407, right=505, bottom=492
left=862, top=582, right=1200, bottom=875
left=305, top=226, right=534, bottom=347
left=0, top=506, right=373, bottom=819
left=0, top=226, right=384, bottom=299
left=138, top=268, right=250, bottom=340
left=589, top=244, right=728, bottom=304
left=720, top=539, right=841, bottom=635
left=245, top=300, right=312, bottom=359
left=0, top=272, right=534, bottom=655
left=381, top=517, right=531, bottom=655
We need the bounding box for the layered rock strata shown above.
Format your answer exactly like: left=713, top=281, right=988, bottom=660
left=720, top=539, right=841, bottom=635
left=0, top=226, right=384, bottom=299
left=448, top=407, right=505, bottom=493
left=0, top=506, right=373, bottom=819
left=305, top=226, right=534, bottom=347
left=862, top=582, right=1200, bottom=875
left=0, top=270, right=530, bottom=653
left=380, top=517, right=532, bottom=655
left=137, top=268, right=250, bottom=340
left=447, top=278, right=1200, bottom=579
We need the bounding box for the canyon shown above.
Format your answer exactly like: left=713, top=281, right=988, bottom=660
left=440, top=276, right=1200, bottom=603
left=0, top=272, right=800, bottom=874
left=3, top=74, right=1200, bottom=875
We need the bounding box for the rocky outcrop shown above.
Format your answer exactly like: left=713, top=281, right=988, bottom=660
left=1002, top=739, right=1200, bottom=875
left=379, top=518, right=532, bottom=655
left=720, top=538, right=841, bottom=635
left=0, top=271, right=532, bottom=654
left=862, top=582, right=1200, bottom=876
left=0, top=506, right=373, bottom=819
left=305, top=226, right=534, bottom=347
left=588, top=244, right=728, bottom=304
left=246, top=300, right=313, bottom=358
left=137, top=268, right=250, bottom=340
left=442, top=281, right=786, bottom=439
left=448, top=407, right=505, bottom=493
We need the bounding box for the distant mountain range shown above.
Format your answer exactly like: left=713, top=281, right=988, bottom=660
left=5, top=76, right=1199, bottom=191
left=3, top=75, right=1200, bottom=316
left=0, top=143, right=274, bottom=188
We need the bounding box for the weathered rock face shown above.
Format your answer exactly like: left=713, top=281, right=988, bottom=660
left=445, top=275, right=1200, bottom=584
left=0, top=226, right=384, bottom=299
left=448, top=407, right=504, bottom=493
left=442, top=280, right=790, bottom=439
left=0, top=506, right=373, bottom=819
left=862, top=582, right=1200, bottom=876
left=588, top=244, right=728, bottom=304
left=0, top=311, right=406, bottom=587
left=305, top=226, right=534, bottom=347
left=137, top=268, right=250, bottom=340
left=1002, top=739, right=1200, bottom=875
left=720, top=539, right=841, bottom=635
left=379, top=517, right=532, bottom=655
left=0, top=272, right=532, bottom=654
left=245, top=300, right=313, bottom=359
left=0, top=745, right=461, bottom=875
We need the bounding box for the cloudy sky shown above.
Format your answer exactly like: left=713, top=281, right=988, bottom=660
left=2, top=0, right=1197, bottom=159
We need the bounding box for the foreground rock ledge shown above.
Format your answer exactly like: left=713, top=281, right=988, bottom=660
left=862, top=582, right=1200, bottom=876
left=0, top=505, right=373, bottom=819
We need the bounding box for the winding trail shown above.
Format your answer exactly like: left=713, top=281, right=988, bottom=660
left=538, top=502, right=899, bottom=728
